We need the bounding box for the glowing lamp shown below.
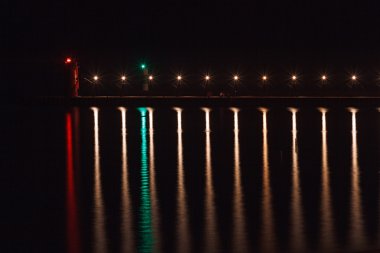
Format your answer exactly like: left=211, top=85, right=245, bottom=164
left=177, top=75, right=182, bottom=81
left=65, top=57, right=72, bottom=64
left=292, top=75, right=297, bottom=81
left=149, top=75, right=153, bottom=80
left=322, top=75, right=327, bottom=80
left=234, top=75, right=239, bottom=81
left=205, top=75, right=210, bottom=81
left=93, top=75, right=99, bottom=81
left=352, top=75, right=357, bottom=80
left=121, top=75, right=126, bottom=81
left=141, top=64, right=146, bottom=69
left=262, top=75, right=267, bottom=81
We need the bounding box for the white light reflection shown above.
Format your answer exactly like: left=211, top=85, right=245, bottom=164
left=289, top=108, right=305, bottom=253
left=203, top=107, right=211, bottom=132
left=348, top=108, right=366, bottom=250
left=231, top=108, right=248, bottom=253
left=319, top=108, right=336, bottom=252
left=260, top=108, right=276, bottom=252
left=119, top=107, right=135, bottom=253
left=148, top=108, right=161, bottom=252
left=92, top=107, right=107, bottom=253
left=203, top=108, right=219, bottom=253
left=175, top=108, right=191, bottom=253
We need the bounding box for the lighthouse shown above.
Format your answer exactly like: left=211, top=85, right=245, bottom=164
left=65, top=57, right=79, bottom=97
left=140, top=63, right=149, bottom=92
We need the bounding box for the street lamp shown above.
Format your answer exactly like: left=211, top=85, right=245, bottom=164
left=233, top=75, right=239, bottom=96
left=204, top=75, right=211, bottom=96
left=174, top=75, right=183, bottom=95
left=351, top=75, right=357, bottom=81
left=262, top=75, right=268, bottom=81
left=121, top=75, right=126, bottom=81
left=149, top=75, right=154, bottom=81
left=321, top=75, right=327, bottom=81
left=291, top=75, right=297, bottom=81
left=93, top=75, right=99, bottom=82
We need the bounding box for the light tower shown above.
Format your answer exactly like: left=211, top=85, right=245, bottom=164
left=140, top=63, right=149, bottom=92
left=65, top=57, right=79, bottom=97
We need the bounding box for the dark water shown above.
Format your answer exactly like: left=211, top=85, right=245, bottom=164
left=5, top=103, right=380, bottom=253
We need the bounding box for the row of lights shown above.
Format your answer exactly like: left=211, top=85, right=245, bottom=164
left=90, top=74, right=358, bottom=82
left=66, top=58, right=360, bottom=82
left=65, top=57, right=358, bottom=82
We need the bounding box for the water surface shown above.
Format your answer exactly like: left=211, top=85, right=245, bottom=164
left=6, top=103, right=380, bottom=253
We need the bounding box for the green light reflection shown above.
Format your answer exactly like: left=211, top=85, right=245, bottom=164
left=138, top=107, right=153, bottom=253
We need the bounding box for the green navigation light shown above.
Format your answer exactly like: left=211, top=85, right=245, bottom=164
left=141, top=64, right=146, bottom=70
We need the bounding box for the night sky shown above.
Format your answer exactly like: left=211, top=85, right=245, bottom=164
left=4, top=0, right=380, bottom=95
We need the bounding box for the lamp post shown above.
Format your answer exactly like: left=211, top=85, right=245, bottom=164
left=349, top=75, right=358, bottom=95
left=141, top=64, right=149, bottom=92
left=204, top=75, right=211, bottom=97
left=64, top=57, right=79, bottom=97
left=175, top=75, right=182, bottom=96
left=119, top=75, right=127, bottom=95
left=233, top=75, right=239, bottom=96
left=92, top=75, right=99, bottom=96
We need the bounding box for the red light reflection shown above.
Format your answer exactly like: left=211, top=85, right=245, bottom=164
left=66, top=112, right=81, bottom=253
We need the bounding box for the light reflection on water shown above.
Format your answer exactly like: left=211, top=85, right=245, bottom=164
left=289, top=108, right=306, bottom=253
left=138, top=107, right=153, bottom=253
left=231, top=108, right=248, bottom=253
left=79, top=106, right=380, bottom=253
left=319, top=108, right=336, bottom=252
left=203, top=108, right=219, bottom=253
left=66, top=111, right=81, bottom=253
left=119, top=107, right=135, bottom=253
left=148, top=108, right=161, bottom=253
left=175, top=107, right=191, bottom=253
left=348, top=108, right=366, bottom=251
left=260, top=108, right=276, bottom=253
left=92, top=107, right=108, bottom=253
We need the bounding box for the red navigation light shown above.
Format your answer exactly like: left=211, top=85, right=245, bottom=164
left=65, top=57, right=72, bottom=64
